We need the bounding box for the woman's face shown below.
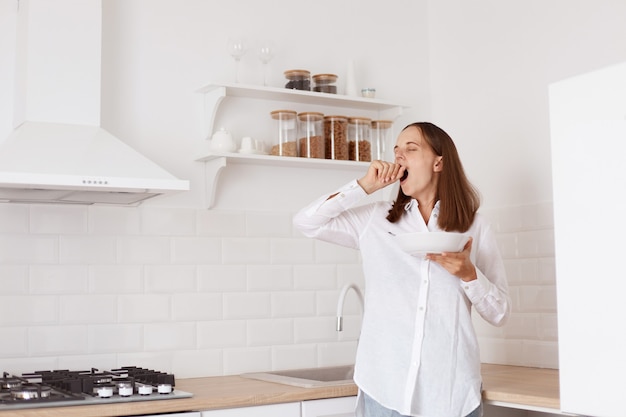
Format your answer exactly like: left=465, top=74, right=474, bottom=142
left=393, top=126, right=442, bottom=199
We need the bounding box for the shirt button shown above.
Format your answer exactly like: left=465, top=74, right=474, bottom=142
left=423, top=280, right=428, bottom=284
left=464, top=285, right=470, bottom=290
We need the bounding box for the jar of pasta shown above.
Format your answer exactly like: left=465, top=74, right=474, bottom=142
left=270, top=110, right=298, bottom=157
left=323, top=115, right=349, bottom=160
left=371, top=120, right=393, bottom=161
left=297, top=112, right=325, bottom=159
left=347, top=117, right=372, bottom=162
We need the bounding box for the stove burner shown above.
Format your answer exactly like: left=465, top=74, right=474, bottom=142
left=11, top=384, right=52, bottom=400
left=0, top=366, right=192, bottom=411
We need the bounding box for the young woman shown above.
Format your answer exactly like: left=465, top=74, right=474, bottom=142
left=293, top=122, right=511, bottom=417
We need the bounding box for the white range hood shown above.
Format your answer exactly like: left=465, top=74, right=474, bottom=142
left=0, top=0, right=189, bottom=205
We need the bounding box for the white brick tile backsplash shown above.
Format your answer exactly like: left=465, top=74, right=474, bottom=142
left=144, top=265, right=197, bottom=292
left=30, top=204, right=88, bottom=234
left=223, top=347, right=271, bottom=374
left=172, top=349, right=223, bottom=377
left=197, top=210, right=246, bottom=237
left=0, top=235, right=57, bottom=264
left=314, top=240, right=359, bottom=264
left=140, top=207, right=196, bottom=235
left=0, top=327, right=27, bottom=357
left=293, top=265, right=336, bottom=290
left=118, top=294, right=171, bottom=323
left=272, top=291, right=316, bottom=317
left=0, top=204, right=29, bottom=233
left=0, top=296, right=57, bottom=325
left=222, top=238, right=271, bottom=264
left=58, top=354, right=118, bottom=371
left=503, top=314, right=540, bottom=339
left=517, top=229, right=555, bottom=257
left=246, top=212, right=292, bottom=237
left=60, top=295, right=117, bottom=324
left=88, top=324, right=143, bottom=353
left=478, top=338, right=523, bottom=365
left=172, top=237, right=221, bottom=264
left=317, top=341, right=358, bottom=367
left=89, top=206, right=141, bottom=235
left=60, top=236, right=117, bottom=264
left=29, top=326, right=87, bottom=356
left=247, top=318, right=293, bottom=346
left=90, top=265, right=143, bottom=293
left=522, top=340, right=559, bottom=368
left=271, top=344, right=317, bottom=370
left=495, top=233, right=518, bottom=259
left=197, top=320, right=248, bottom=349
left=223, top=293, right=271, bottom=319
left=198, top=320, right=247, bottom=349
left=271, top=238, right=315, bottom=264
left=539, top=314, right=559, bottom=341
left=117, top=237, right=171, bottom=264
left=518, top=286, right=557, bottom=312
left=29, top=265, right=89, bottom=294
left=294, top=317, right=336, bottom=343
left=0, top=202, right=560, bottom=376
left=198, top=265, right=247, bottom=292
left=247, top=265, right=293, bottom=291
left=172, top=293, right=222, bottom=321
left=0, top=265, right=28, bottom=294
left=144, top=322, right=196, bottom=351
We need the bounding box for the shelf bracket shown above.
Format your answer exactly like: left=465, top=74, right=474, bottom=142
left=200, top=86, right=227, bottom=140
left=203, top=156, right=227, bottom=209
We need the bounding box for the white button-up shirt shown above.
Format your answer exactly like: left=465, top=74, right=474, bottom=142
left=293, top=180, right=511, bottom=417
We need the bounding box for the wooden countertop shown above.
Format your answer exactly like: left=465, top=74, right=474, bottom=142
left=0, top=364, right=559, bottom=417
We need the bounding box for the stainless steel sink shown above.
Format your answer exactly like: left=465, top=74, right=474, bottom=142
left=241, top=364, right=355, bottom=388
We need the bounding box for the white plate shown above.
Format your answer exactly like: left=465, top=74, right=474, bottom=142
left=395, top=232, right=469, bottom=255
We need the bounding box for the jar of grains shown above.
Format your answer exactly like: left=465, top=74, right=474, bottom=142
left=284, top=69, right=311, bottom=91
left=347, top=117, right=372, bottom=162
left=312, top=74, right=338, bottom=94
left=371, top=120, right=394, bottom=161
left=323, top=115, right=349, bottom=160
left=270, top=110, right=298, bottom=157
left=297, top=112, right=325, bottom=158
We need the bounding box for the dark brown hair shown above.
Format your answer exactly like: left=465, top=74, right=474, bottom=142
left=386, top=122, right=480, bottom=232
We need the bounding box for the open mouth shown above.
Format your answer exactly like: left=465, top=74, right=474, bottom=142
left=400, top=169, right=409, bottom=182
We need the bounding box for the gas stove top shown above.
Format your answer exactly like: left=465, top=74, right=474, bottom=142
left=0, top=366, right=192, bottom=410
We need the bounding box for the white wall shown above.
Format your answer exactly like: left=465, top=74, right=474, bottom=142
left=1, top=0, right=625, bottom=379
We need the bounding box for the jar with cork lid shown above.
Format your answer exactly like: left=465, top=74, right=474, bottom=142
left=270, top=110, right=298, bottom=157
left=297, top=112, right=325, bottom=158
left=347, top=117, right=372, bottom=162
left=371, top=120, right=394, bottom=161
left=323, top=115, right=349, bottom=160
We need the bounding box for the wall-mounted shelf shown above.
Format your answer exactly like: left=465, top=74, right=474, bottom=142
left=196, top=82, right=410, bottom=141
left=195, top=82, right=409, bottom=208
left=196, top=151, right=369, bottom=208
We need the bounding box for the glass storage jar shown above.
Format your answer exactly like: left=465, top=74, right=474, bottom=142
left=371, top=120, right=394, bottom=160
left=297, top=112, right=325, bottom=158
left=323, top=115, right=349, bottom=160
left=270, top=109, right=298, bottom=157
left=284, top=69, right=311, bottom=91
left=312, top=74, right=338, bottom=94
left=347, top=117, right=372, bottom=162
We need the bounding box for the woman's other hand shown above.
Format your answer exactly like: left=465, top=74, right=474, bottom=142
left=425, top=237, right=478, bottom=282
left=357, top=160, right=405, bottom=195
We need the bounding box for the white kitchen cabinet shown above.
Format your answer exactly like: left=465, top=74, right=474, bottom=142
left=194, top=83, right=409, bottom=208
left=550, top=61, right=626, bottom=417
left=301, top=396, right=357, bottom=417
left=201, top=402, right=300, bottom=417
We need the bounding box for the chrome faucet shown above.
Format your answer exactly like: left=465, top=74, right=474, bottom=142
left=336, top=283, right=364, bottom=331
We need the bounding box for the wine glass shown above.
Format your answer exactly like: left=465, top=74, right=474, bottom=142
left=228, top=37, right=247, bottom=83
left=257, top=40, right=274, bottom=86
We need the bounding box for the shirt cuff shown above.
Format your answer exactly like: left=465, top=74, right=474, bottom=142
left=460, top=268, right=490, bottom=303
